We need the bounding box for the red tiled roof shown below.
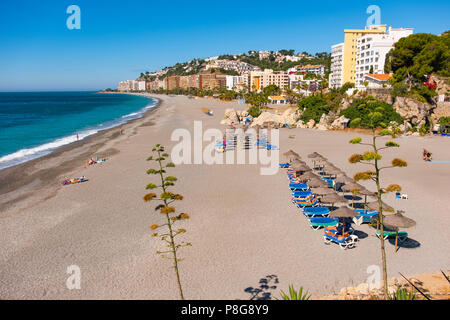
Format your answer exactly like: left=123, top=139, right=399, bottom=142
left=365, top=73, right=391, bottom=81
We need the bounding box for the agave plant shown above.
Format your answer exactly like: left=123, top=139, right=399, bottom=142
left=279, top=285, right=311, bottom=300
left=389, top=288, right=416, bottom=300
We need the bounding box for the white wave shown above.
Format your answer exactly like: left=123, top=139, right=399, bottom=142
left=0, top=98, right=158, bottom=170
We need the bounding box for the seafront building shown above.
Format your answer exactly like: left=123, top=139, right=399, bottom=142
left=297, top=65, right=327, bottom=76
left=226, top=75, right=249, bottom=91
left=355, top=27, right=413, bottom=88
left=118, top=80, right=146, bottom=92
left=249, top=69, right=290, bottom=92
left=329, top=43, right=344, bottom=88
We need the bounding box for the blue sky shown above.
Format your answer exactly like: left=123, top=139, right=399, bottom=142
left=0, top=0, right=448, bottom=91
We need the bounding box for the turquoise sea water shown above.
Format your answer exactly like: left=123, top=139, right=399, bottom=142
left=0, top=92, right=156, bottom=170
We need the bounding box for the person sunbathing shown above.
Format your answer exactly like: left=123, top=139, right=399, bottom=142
left=423, top=149, right=432, bottom=161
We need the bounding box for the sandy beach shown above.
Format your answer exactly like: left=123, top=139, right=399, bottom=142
left=0, top=94, right=449, bottom=299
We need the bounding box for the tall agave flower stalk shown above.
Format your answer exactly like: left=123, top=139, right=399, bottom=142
left=348, top=112, right=407, bottom=299
left=144, top=144, right=191, bottom=300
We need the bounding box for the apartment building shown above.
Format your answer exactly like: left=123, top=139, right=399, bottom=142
left=207, top=59, right=260, bottom=73
left=355, top=27, right=413, bottom=88
left=329, top=43, right=344, bottom=89
left=297, top=65, right=327, bottom=76
left=342, top=25, right=387, bottom=84
left=118, top=80, right=146, bottom=92
left=249, top=69, right=290, bottom=92
left=226, top=75, right=249, bottom=91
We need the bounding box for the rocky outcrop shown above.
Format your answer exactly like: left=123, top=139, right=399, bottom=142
left=220, top=108, right=240, bottom=125
left=430, top=75, right=450, bottom=96
left=393, top=97, right=435, bottom=127
left=431, top=101, right=450, bottom=123
left=330, top=115, right=350, bottom=130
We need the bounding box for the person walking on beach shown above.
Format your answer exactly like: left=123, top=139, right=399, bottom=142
left=76, top=133, right=79, bottom=141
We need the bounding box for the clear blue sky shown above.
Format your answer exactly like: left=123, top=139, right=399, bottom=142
left=0, top=0, right=448, bottom=91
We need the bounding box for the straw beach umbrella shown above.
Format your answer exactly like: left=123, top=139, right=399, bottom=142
left=306, top=178, right=328, bottom=188
left=329, top=206, right=359, bottom=235
left=383, top=211, right=416, bottom=252
left=283, top=150, right=300, bottom=162
left=311, top=187, right=335, bottom=196
left=299, top=171, right=318, bottom=180
left=367, top=200, right=394, bottom=212
left=320, top=193, right=348, bottom=209
left=358, top=189, right=377, bottom=212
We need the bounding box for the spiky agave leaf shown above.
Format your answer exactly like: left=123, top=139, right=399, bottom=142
left=378, top=129, right=393, bottom=136
left=385, top=184, right=402, bottom=192
left=143, top=193, right=157, bottom=201
left=362, top=151, right=382, bottom=161
left=385, top=141, right=399, bottom=147
left=392, top=158, right=408, bottom=167
left=160, top=206, right=175, bottom=214
left=349, top=137, right=362, bottom=144
left=354, top=172, right=372, bottom=181
left=349, top=154, right=362, bottom=163
left=146, top=183, right=158, bottom=190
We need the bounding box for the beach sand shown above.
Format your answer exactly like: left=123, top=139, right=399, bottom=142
left=0, top=94, right=449, bottom=299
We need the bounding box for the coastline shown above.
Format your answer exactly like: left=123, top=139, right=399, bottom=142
left=0, top=93, right=448, bottom=299
left=0, top=93, right=161, bottom=213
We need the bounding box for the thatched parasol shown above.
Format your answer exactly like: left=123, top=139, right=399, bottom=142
left=294, top=165, right=312, bottom=173
left=358, top=189, right=377, bottom=212
left=283, top=150, right=300, bottom=162
left=320, top=193, right=348, bottom=209
left=383, top=211, right=416, bottom=252
left=307, top=152, right=322, bottom=159
left=329, top=206, right=358, bottom=235
left=329, top=206, right=358, bottom=218
left=299, top=171, right=318, bottom=180
left=335, top=175, right=352, bottom=184
left=366, top=200, right=394, bottom=212
left=311, top=187, right=335, bottom=196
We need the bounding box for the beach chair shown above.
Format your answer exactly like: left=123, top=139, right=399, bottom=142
left=289, top=183, right=308, bottom=191
left=323, top=229, right=358, bottom=250
left=291, top=190, right=314, bottom=198
left=302, top=206, right=330, bottom=217
left=279, top=163, right=290, bottom=168
left=352, top=208, right=378, bottom=225
left=308, top=217, right=338, bottom=230
left=321, top=177, right=335, bottom=188
left=292, top=197, right=318, bottom=208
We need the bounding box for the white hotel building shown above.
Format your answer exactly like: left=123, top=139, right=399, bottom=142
left=329, top=43, right=344, bottom=89
left=355, top=27, right=413, bottom=89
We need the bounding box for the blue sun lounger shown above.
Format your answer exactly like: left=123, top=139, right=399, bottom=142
left=302, top=206, right=330, bottom=217
left=323, top=232, right=358, bottom=250
left=292, top=190, right=313, bottom=198
left=321, top=177, right=335, bottom=188
left=289, top=183, right=308, bottom=191
left=308, top=217, right=338, bottom=230
left=352, top=208, right=378, bottom=225
left=279, top=163, right=290, bottom=168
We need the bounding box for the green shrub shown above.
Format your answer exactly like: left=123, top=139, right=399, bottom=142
left=247, top=106, right=261, bottom=118
left=349, top=118, right=361, bottom=128
left=279, top=285, right=311, bottom=300
left=299, top=96, right=332, bottom=123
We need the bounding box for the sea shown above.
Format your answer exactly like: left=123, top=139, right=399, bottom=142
left=0, top=92, right=157, bottom=170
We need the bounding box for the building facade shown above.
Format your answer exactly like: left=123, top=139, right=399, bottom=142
left=249, top=69, right=290, bottom=92
left=329, top=43, right=344, bottom=89
left=355, top=27, right=413, bottom=88
left=297, top=65, right=327, bottom=76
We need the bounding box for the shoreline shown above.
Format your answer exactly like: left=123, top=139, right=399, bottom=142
left=0, top=93, right=162, bottom=213
left=0, top=94, right=448, bottom=299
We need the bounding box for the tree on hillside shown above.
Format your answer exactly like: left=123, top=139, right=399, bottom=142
left=385, top=32, right=450, bottom=86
